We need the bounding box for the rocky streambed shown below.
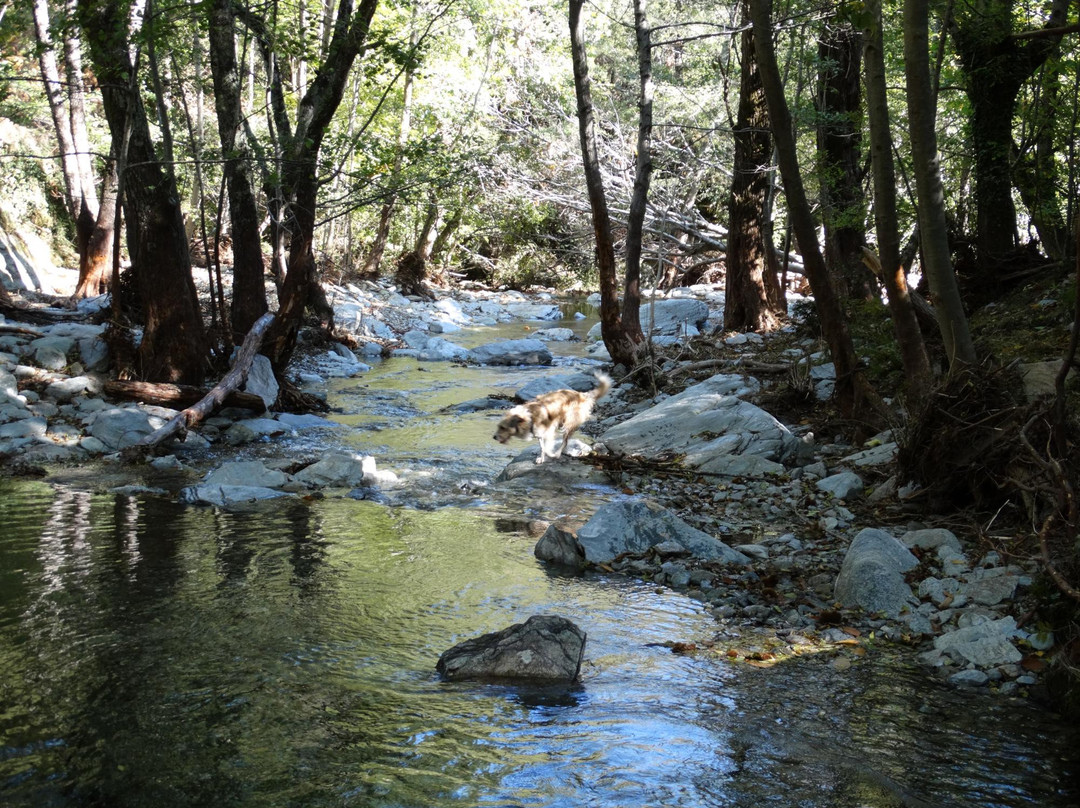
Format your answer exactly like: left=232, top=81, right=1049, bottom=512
left=0, top=279, right=1063, bottom=700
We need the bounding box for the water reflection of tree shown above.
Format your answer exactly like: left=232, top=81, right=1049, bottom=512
left=209, top=500, right=329, bottom=596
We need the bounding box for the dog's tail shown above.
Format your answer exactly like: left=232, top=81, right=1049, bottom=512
left=590, top=372, right=612, bottom=401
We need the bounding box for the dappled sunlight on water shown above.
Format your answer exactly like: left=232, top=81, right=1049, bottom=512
left=2, top=315, right=1079, bottom=807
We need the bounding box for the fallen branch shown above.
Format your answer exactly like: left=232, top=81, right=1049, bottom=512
left=126, top=312, right=276, bottom=452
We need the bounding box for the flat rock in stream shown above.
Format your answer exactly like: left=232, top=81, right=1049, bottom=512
left=436, top=615, right=586, bottom=683
left=494, top=440, right=611, bottom=487
left=467, top=339, right=553, bottom=366
left=576, top=498, right=750, bottom=566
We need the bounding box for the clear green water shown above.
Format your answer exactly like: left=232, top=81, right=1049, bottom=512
left=2, top=321, right=1078, bottom=807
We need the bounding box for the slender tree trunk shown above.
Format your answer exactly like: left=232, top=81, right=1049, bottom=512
left=361, top=24, right=417, bottom=277
left=208, top=0, right=268, bottom=342
left=62, top=0, right=97, bottom=215
left=904, top=0, right=975, bottom=370
left=569, top=0, right=640, bottom=368
left=750, top=0, right=875, bottom=420
left=817, top=20, right=872, bottom=299
left=725, top=0, right=784, bottom=333
left=415, top=194, right=439, bottom=262
left=862, top=0, right=932, bottom=402
left=79, top=0, right=208, bottom=384
left=257, top=0, right=381, bottom=374
left=430, top=205, right=462, bottom=264
left=621, top=0, right=651, bottom=343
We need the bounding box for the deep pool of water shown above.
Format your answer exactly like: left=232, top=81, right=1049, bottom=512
left=2, top=318, right=1079, bottom=807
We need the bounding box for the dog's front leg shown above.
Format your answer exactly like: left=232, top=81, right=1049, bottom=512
left=535, top=428, right=555, bottom=464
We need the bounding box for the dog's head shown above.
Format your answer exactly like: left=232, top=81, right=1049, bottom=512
left=493, top=408, right=531, bottom=443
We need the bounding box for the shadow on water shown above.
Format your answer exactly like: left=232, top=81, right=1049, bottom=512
left=2, top=314, right=1079, bottom=807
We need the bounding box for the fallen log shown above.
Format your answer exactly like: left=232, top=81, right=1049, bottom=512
left=105, top=380, right=267, bottom=411
left=125, top=312, right=276, bottom=452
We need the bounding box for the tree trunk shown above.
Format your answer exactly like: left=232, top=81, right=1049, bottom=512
left=725, top=0, right=784, bottom=333
left=950, top=0, right=1069, bottom=276
left=817, top=20, right=872, bottom=300
left=1012, top=64, right=1069, bottom=262
left=750, top=0, right=875, bottom=420
left=78, top=0, right=208, bottom=384
left=257, top=0, right=381, bottom=374
left=621, top=0, right=651, bottom=343
left=862, top=0, right=932, bottom=403
left=207, top=0, right=269, bottom=343
left=73, top=152, right=117, bottom=299
left=33, top=0, right=82, bottom=224
left=361, top=23, right=417, bottom=277
left=414, top=194, right=439, bottom=263
left=569, top=0, right=640, bottom=368
left=904, top=0, right=976, bottom=371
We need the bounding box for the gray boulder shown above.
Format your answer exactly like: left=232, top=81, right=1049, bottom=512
left=243, top=354, right=278, bottom=410
left=934, top=616, right=1022, bottom=666
left=90, top=407, right=158, bottom=450
left=468, top=339, right=553, bottom=366
left=204, top=460, right=290, bottom=489
left=640, top=298, right=709, bottom=335
left=900, top=528, right=962, bottom=553
left=436, top=615, right=586, bottom=683
left=833, top=528, right=919, bottom=617
left=534, top=524, right=587, bottom=570
left=418, top=337, right=469, bottom=361
left=293, top=452, right=373, bottom=487
left=532, top=327, right=575, bottom=342
left=44, top=375, right=103, bottom=403
left=816, top=471, right=865, bottom=500
left=601, top=374, right=805, bottom=475
left=575, top=498, right=750, bottom=565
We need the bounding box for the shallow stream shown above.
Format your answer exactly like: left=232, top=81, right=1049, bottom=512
left=1, top=316, right=1078, bottom=807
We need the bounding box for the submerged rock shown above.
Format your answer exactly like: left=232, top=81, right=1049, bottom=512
left=436, top=614, right=586, bottom=683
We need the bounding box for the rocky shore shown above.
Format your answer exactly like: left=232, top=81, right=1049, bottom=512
left=0, top=278, right=1055, bottom=698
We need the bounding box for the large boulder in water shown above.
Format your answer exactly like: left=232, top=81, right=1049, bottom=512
left=436, top=615, right=586, bottom=683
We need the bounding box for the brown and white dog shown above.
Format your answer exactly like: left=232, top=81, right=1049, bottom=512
left=493, top=372, right=612, bottom=464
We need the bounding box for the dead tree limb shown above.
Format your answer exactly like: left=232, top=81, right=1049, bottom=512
left=127, top=312, right=276, bottom=451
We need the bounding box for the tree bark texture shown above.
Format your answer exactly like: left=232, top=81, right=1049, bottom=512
left=569, top=0, right=640, bottom=368
left=78, top=0, right=209, bottom=384
left=816, top=20, right=872, bottom=300
left=903, top=0, right=976, bottom=370
left=861, top=0, right=932, bottom=401
left=207, top=0, right=269, bottom=343
left=725, top=0, right=784, bottom=333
